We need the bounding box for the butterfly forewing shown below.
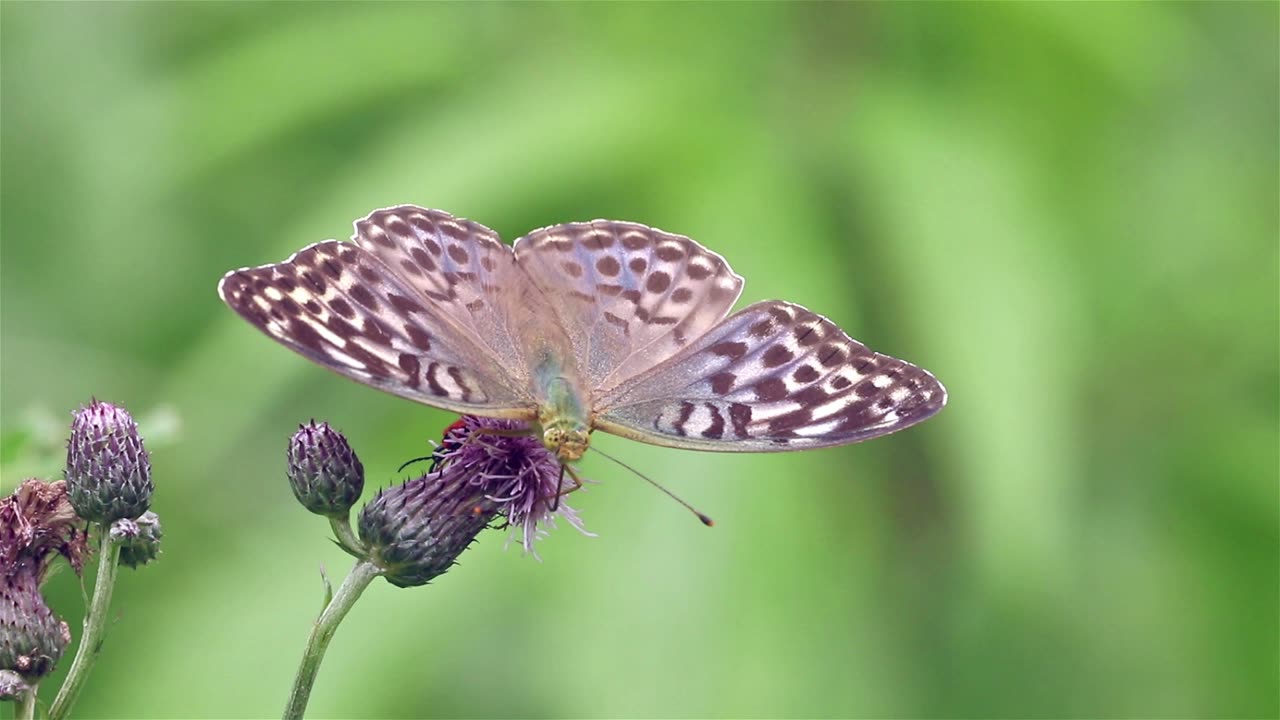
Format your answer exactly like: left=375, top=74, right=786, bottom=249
left=513, top=221, right=744, bottom=396
left=352, top=206, right=551, bottom=388
left=218, top=238, right=534, bottom=417
left=594, top=301, right=947, bottom=451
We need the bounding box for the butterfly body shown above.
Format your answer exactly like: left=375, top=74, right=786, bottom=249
left=219, top=205, right=947, bottom=464
left=536, top=374, right=591, bottom=462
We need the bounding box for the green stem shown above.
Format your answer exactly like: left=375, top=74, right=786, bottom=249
left=283, top=560, right=380, bottom=719
left=49, top=527, right=121, bottom=720
left=16, top=683, right=38, bottom=720
left=328, top=514, right=362, bottom=556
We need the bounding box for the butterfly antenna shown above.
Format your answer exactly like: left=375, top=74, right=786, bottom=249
left=592, top=447, right=714, bottom=527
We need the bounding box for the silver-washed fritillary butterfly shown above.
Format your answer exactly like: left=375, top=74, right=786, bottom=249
left=218, top=206, right=947, bottom=462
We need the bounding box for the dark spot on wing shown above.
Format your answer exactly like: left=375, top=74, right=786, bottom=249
left=762, top=344, right=794, bottom=368
left=597, top=256, right=621, bottom=276
left=709, top=341, right=748, bottom=359
left=754, top=377, right=787, bottom=402
left=710, top=371, right=736, bottom=394
left=702, top=404, right=725, bottom=439
left=645, top=271, right=671, bottom=293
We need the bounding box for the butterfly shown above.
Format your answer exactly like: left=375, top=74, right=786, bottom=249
left=218, top=205, right=947, bottom=465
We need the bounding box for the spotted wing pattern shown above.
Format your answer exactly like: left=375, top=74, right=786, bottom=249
left=594, top=301, right=947, bottom=451
left=513, top=220, right=744, bottom=397
left=352, top=206, right=564, bottom=386
left=218, top=237, right=535, bottom=417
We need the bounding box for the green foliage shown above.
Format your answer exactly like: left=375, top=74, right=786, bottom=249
left=2, top=3, right=1276, bottom=717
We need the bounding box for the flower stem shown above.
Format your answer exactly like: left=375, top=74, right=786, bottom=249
left=283, top=560, right=380, bottom=719
left=48, top=526, right=122, bottom=720
left=328, top=514, right=362, bottom=556
left=17, top=684, right=38, bottom=720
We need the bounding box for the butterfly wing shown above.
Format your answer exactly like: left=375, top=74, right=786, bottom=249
left=350, top=206, right=554, bottom=386
left=218, top=219, right=537, bottom=417
left=512, top=220, right=744, bottom=398
left=593, top=301, right=947, bottom=451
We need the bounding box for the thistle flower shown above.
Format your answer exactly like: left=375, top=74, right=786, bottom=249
left=65, top=399, right=153, bottom=523
left=0, top=479, right=84, bottom=682
left=358, top=416, right=589, bottom=587
left=114, top=511, right=163, bottom=569
left=434, top=417, right=590, bottom=553
left=286, top=421, right=364, bottom=517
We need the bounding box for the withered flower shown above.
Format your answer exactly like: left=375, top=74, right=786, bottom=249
left=0, top=479, right=87, bottom=682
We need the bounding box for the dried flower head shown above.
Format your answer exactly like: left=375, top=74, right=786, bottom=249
left=286, top=421, right=364, bottom=517
left=65, top=399, right=153, bottom=523
left=358, top=416, right=589, bottom=587
left=114, top=511, right=163, bottom=569
left=0, top=479, right=84, bottom=681
left=1, top=479, right=88, bottom=584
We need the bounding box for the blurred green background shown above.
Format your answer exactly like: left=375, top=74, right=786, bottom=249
left=2, top=3, right=1276, bottom=718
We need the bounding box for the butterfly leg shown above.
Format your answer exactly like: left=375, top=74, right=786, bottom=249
left=547, top=463, right=584, bottom=513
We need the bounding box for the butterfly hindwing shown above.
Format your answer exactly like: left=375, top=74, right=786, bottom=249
left=513, top=220, right=744, bottom=396
left=218, top=239, right=534, bottom=417
left=594, top=301, right=947, bottom=451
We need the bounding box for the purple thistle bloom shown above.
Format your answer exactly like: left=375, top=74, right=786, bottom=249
left=432, top=416, right=590, bottom=555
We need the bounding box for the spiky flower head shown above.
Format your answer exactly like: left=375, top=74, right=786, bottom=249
left=0, top=574, right=70, bottom=681
left=65, top=399, right=153, bottom=523
left=114, top=511, right=163, bottom=569
left=286, top=421, right=364, bottom=517
left=0, top=480, right=84, bottom=681
left=358, top=417, right=589, bottom=587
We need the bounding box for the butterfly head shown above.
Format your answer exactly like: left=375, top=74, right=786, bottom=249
left=541, top=423, right=589, bottom=462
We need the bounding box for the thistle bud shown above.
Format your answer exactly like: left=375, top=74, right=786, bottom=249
left=0, top=576, right=70, bottom=681
left=286, top=421, right=364, bottom=517
left=114, top=511, right=163, bottom=569
left=65, top=400, right=153, bottom=523
left=358, top=472, right=500, bottom=588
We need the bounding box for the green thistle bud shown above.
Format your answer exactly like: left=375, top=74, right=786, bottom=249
left=286, top=421, right=364, bottom=517
left=0, top=575, right=70, bottom=681
left=65, top=400, right=153, bottom=523
left=115, top=511, right=163, bottom=569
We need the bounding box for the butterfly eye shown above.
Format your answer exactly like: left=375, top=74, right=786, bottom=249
left=542, top=427, right=564, bottom=447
